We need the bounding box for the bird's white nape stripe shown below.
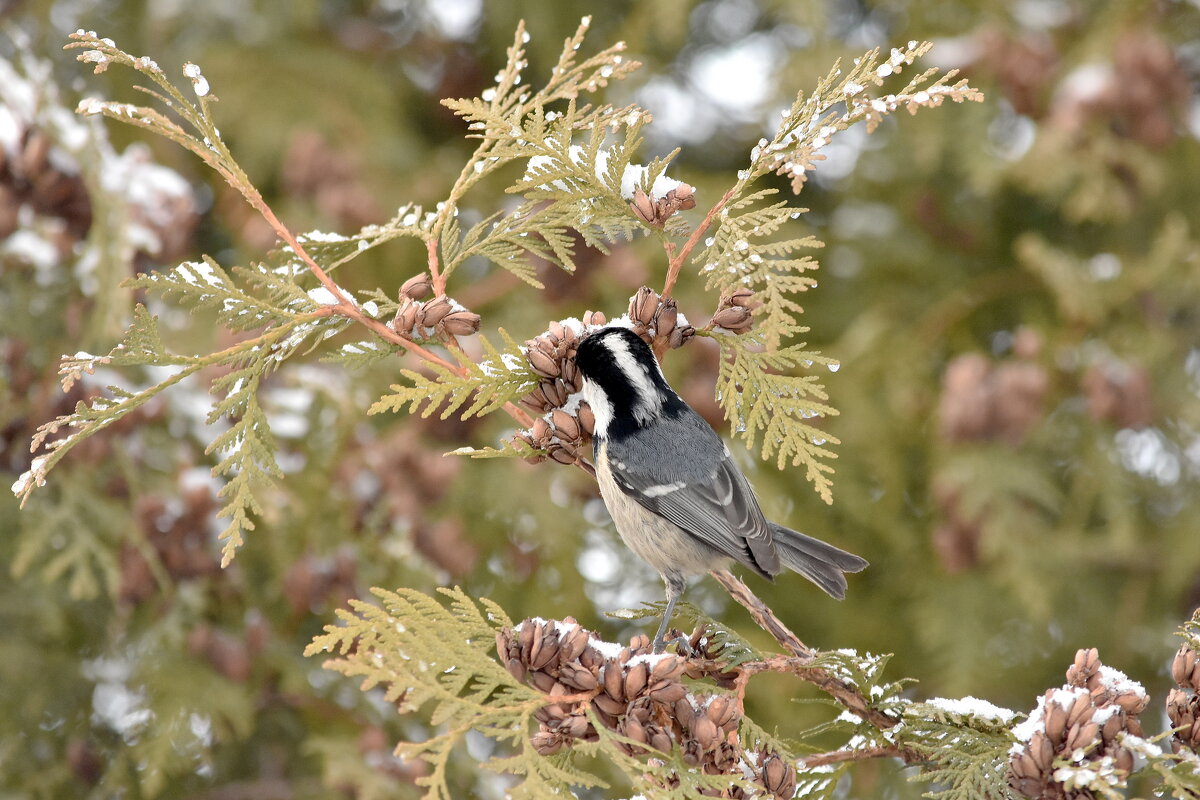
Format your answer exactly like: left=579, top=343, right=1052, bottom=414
left=603, top=334, right=664, bottom=424
left=581, top=378, right=614, bottom=437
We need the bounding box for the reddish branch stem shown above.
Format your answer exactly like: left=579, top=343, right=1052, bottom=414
left=661, top=186, right=737, bottom=299
left=709, top=569, right=813, bottom=658
left=238, top=187, right=552, bottom=441
left=711, top=570, right=901, bottom=732
left=426, top=237, right=445, bottom=297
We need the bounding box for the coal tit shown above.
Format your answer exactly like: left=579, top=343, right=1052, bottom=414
left=573, top=326, right=868, bottom=653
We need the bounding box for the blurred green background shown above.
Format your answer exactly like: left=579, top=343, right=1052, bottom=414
left=2, top=0, right=1199, bottom=797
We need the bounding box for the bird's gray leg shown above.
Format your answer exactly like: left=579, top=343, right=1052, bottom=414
left=652, top=574, right=687, bottom=654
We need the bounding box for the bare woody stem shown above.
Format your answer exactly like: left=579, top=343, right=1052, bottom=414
left=709, top=569, right=813, bottom=658
left=426, top=237, right=445, bottom=297
left=710, top=570, right=900, bottom=731
left=661, top=186, right=738, bottom=299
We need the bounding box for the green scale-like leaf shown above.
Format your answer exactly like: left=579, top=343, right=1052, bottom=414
left=712, top=331, right=841, bottom=503
left=369, top=330, right=537, bottom=420
left=901, top=702, right=1020, bottom=800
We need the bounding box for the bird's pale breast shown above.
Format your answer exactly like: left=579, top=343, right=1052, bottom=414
left=594, top=439, right=728, bottom=580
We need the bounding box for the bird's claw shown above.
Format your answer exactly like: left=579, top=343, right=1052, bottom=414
left=652, top=630, right=695, bottom=657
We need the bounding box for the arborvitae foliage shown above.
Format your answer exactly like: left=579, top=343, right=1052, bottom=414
left=18, top=23, right=980, bottom=560
left=307, top=587, right=1200, bottom=800
left=5, top=7, right=1199, bottom=800
left=367, top=331, right=538, bottom=421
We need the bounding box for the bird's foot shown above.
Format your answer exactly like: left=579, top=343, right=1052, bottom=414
left=651, top=629, right=694, bottom=657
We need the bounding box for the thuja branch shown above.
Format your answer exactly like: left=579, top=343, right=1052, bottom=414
left=801, top=744, right=915, bottom=768
left=712, top=570, right=902, bottom=731
left=41, top=28, right=982, bottom=566
left=710, top=568, right=814, bottom=658
left=66, top=33, right=463, bottom=379
left=319, top=587, right=1044, bottom=800
left=661, top=186, right=738, bottom=300
left=320, top=590, right=1200, bottom=800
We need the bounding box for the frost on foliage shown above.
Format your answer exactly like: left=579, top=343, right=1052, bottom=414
left=181, top=62, right=209, bottom=97
left=524, top=145, right=685, bottom=203
left=683, top=39, right=980, bottom=497
left=436, top=19, right=655, bottom=287
left=698, top=39, right=982, bottom=323
left=902, top=695, right=1019, bottom=800
left=926, top=696, right=1018, bottom=725
left=747, top=40, right=983, bottom=194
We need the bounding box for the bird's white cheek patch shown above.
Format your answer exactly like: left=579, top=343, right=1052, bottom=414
left=581, top=379, right=614, bottom=437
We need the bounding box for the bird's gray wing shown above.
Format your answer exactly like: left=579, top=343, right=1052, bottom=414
left=605, top=412, right=780, bottom=577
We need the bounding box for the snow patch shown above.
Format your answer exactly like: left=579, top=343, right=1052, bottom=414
left=926, top=696, right=1017, bottom=724
left=182, top=62, right=210, bottom=97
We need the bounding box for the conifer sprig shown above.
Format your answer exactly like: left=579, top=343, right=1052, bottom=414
left=436, top=17, right=650, bottom=288
left=650, top=39, right=983, bottom=498
left=309, top=590, right=1200, bottom=800
left=707, top=330, right=841, bottom=502
left=368, top=331, right=538, bottom=421
left=26, top=27, right=984, bottom=555
left=902, top=702, right=1019, bottom=800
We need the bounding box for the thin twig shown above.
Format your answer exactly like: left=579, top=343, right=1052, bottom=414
left=708, top=569, right=812, bottom=657
left=237, top=185, right=562, bottom=450
left=426, top=237, right=445, bottom=297
left=800, top=744, right=916, bottom=768
left=240, top=188, right=457, bottom=370
left=661, top=186, right=737, bottom=299
left=542, top=688, right=601, bottom=706
left=710, top=570, right=900, bottom=731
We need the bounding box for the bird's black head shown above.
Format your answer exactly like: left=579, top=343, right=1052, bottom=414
left=574, top=326, right=679, bottom=438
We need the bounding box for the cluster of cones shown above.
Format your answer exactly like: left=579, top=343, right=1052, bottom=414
left=1166, top=644, right=1200, bottom=754
left=2, top=115, right=197, bottom=271
left=628, top=183, right=696, bottom=227
left=512, top=312, right=605, bottom=466
left=937, top=331, right=1048, bottom=445
left=1008, top=648, right=1149, bottom=800
left=391, top=273, right=482, bottom=338
left=512, top=286, right=758, bottom=465
left=119, top=485, right=221, bottom=604
left=979, top=27, right=1189, bottom=150
left=496, top=618, right=796, bottom=798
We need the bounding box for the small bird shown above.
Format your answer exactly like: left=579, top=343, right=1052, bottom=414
left=573, top=326, right=868, bottom=653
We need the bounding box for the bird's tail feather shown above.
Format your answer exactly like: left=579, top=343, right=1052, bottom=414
left=769, top=523, right=868, bottom=600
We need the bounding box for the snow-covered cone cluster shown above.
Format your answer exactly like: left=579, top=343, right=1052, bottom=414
left=1008, top=648, right=1149, bottom=800
left=495, top=618, right=796, bottom=799
left=391, top=273, right=481, bottom=338
left=2, top=53, right=198, bottom=275
left=1167, top=644, right=1200, bottom=754
left=496, top=618, right=687, bottom=755
left=512, top=313, right=605, bottom=465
